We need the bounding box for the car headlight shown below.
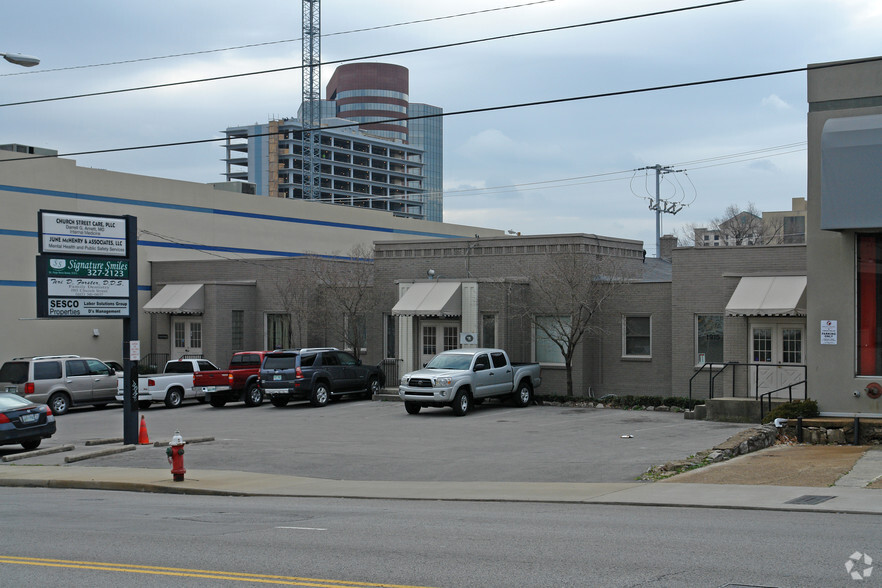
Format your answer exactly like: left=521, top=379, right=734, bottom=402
left=434, top=377, right=453, bottom=387
left=400, top=375, right=410, bottom=385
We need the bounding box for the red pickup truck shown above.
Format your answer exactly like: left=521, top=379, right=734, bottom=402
left=193, top=351, right=270, bottom=408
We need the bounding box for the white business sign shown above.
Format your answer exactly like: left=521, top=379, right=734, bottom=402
left=47, top=298, right=130, bottom=317
left=40, top=212, right=127, bottom=256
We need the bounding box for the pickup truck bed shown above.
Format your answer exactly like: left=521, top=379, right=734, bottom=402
left=194, top=351, right=269, bottom=407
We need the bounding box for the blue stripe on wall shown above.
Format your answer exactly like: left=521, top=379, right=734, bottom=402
left=0, top=183, right=463, bottom=240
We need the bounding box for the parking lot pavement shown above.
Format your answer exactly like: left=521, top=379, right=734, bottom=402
left=0, top=399, right=749, bottom=484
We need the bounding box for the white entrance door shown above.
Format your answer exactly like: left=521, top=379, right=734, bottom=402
left=749, top=321, right=806, bottom=398
left=172, top=318, right=203, bottom=359
left=420, top=321, right=460, bottom=367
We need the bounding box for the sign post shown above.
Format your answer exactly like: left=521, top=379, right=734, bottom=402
left=36, top=210, right=140, bottom=444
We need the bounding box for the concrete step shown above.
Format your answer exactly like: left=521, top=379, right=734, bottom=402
left=703, top=397, right=790, bottom=423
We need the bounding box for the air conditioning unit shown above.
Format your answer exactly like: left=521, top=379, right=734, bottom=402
left=460, top=332, right=478, bottom=345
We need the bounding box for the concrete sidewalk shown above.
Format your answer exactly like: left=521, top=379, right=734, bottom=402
left=0, top=444, right=880, bottom=515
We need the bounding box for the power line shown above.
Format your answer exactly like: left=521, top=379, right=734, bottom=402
left=0, top=1, right=560, bottom=77
left=1, top=57, right=853, bottom=164
left=0, top=0, right=746, bottom=108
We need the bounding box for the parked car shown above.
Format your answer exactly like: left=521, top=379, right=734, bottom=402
left=104, top=360, right=124, bottom=379
left=399, top=348, right=541, bottom=416
left=0, top=393, right=56, bottom=450
left=0, top=355, right=118, bottom=415
left=194, top=351, right=271, bottom=408
left=114, top=358, right=219, bottom=409
left=259, top=348, right=384, bottom=407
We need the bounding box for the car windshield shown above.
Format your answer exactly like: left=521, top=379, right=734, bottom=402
left=425, top=354, right=473, bottom=370
left=0, top=362, right=28, bottom=384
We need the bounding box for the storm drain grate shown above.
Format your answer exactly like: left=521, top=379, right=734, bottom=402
left=785, top=494, right=836, bottom=505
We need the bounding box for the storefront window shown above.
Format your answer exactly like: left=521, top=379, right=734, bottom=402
left=482, top=314, right=496, bottom=348
left=535, top=316, right=568, bottom=364
left=266, top=313, right=291, bottom=350
left=857, top=234, right=882, bottom=375
left=696, top=314, right=724, bottom=364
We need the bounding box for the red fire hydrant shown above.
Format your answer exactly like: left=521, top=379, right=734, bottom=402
left=166, top=430, right=186, bottom=482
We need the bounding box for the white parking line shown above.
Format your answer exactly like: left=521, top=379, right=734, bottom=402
left=276, top=526, right=327, bottom=531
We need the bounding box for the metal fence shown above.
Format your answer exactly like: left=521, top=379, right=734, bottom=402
left=380, top=358, right=402, bottom=387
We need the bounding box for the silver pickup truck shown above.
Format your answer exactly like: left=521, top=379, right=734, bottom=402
left=398, top=348, right=541, bottom=416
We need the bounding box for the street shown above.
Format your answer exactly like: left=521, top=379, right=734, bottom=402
left=0, top=488, right=876, bottom=587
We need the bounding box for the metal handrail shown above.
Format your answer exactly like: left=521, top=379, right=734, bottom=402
left=759, top=380, right=808, bottom=420
left=688, top=362, right=738, bottom=406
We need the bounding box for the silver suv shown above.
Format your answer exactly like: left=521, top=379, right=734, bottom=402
left=0, top=355, right=118, bottom=415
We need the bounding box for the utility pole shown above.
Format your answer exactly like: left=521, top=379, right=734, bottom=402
left=638, top=164, right=687, bottom=257
left=301, top=0, right=322, bottom=200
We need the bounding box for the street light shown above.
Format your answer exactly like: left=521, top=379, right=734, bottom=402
left=1, top=52, right=40, bottom=67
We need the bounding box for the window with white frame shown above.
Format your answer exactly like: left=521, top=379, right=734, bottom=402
left=695, top=314, right=724, bottom=365
left=534, top=315, right=568, bottom=364
left=622, top=315, right=651, bottom=358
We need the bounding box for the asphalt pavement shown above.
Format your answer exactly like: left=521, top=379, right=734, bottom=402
left=0, top=399, right=880, bottom=514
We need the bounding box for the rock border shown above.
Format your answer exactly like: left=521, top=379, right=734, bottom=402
left=641, top=424, right=778, bottom=481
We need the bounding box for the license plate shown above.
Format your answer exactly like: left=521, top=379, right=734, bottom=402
left=20, top=413, right=38, bottom=423
left=203, top=386, right=216, bottom=393
left=6, top=386, right=17, bottom=394
left=273, top=375, right=282, bottom=381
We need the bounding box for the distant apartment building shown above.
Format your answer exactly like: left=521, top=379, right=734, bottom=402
left=693, top=198, right=807, bottom=246
left=223, top=63, right=443, bottom=221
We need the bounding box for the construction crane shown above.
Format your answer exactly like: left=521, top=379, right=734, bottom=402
left=301, top=0, right=321, bottom=200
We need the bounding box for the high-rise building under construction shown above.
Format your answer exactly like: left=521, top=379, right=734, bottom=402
left=222, top=63, right=443, bottom=221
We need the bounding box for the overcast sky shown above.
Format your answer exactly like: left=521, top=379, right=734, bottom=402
left=2, top=0, right=880, bottom=253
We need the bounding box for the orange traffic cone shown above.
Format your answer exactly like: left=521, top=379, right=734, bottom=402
left=138, top=415, right=150, bottom=445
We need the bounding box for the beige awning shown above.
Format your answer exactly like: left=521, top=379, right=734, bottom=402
left=725, top=276, right=807, bottom=317
left=143, top=284, right=204, bottom=314
left=392, top=282, right=462, bottom=317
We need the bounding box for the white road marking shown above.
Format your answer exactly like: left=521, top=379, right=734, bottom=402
left=276, top=526, right=327, bottom=531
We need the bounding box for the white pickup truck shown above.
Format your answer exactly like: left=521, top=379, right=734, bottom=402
left=399, top=348, right=541, bottom=416
left=116, top=358, right=219, bottom=409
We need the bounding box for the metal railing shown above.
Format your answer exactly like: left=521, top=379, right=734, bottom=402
left=759, top=380, right=808, bottom=420
left=380, top=358, right=402, bottom=387
left=688, top=362, right=738, bottom=406
left=688, top=362, right=807, bottom=407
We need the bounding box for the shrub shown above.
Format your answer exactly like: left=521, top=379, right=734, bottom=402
left=761, top=399, right=820, bottom=424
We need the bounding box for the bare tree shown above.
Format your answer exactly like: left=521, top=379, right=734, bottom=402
left=518, top=250, right=634, bottom=397
left=272, top=273, right=310, bottom=348
left=687, top=203, right=784, bottom=246
left=306, top=244, right=377, bottom=359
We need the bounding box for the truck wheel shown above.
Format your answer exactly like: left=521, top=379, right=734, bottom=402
left=243, top=383, right=263, bottom=407
left=512, top=381, right=533, bottom=408
left=138, top=400, right=152, bottom=410
left=367, top=376, right=380, bottom=398
left=270, top=396, right=289, bottom=407
left=164, top=388, right=183, bottom=408
left=404, top=401, right=421, bottom=415
left=209, top=396, right=227, bottom=408
left=48, top=392, right=71, bottom=416
left=451, top=390, right=472, bottom=417
left=310, top=382, right=330, bottom=407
